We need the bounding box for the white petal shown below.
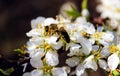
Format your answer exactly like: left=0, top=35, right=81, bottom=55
left=80, top=22, right=95, bottom=34
left=99, top=59, right=109, bottom=71
left=68, top=43, right=81, bottom=56
left=88, top=38, right=95, bottom=44
left=75, top=17, right=87, bottom=24
left=66, top=57, right=80, bottom=67
left=100, top=46, right=110, bottom=57
left=70, top=32, right=80, bottom=42
left=99, top=40, right=109, bottom=46
left=92, top=45, right=99, bottom=51
left=23, top=72, right=31, bottom=76
left=62, top=66, right=71, bottom=73
left=46, top=35, right=63, bottom=50
left=26, top=29, right=42, bottom=37
left=30, top=48, right=44, bottom=58
left=102, top=32, right=114, bottom=42
left=79, top=36, right=92, bottom=55
left=43, top=18, right=58, bottom=26
left=83, top=55, right=98, bottom=71
left=108, top=53, right=119, bottom=70
left=52, top=67, right=67, bottom=76
left=29, top=37, right=44, bottom=45
left=27, top=41, right=37, bottom=51
left=76, top=64, right=85, bottom=76
left=30, top=57, right=43, bottom=68
left=31, top=17, right=45, bottom=29
left=45, top=51, right=59, bottom=66
left=31, top=70, right=43, bottom=76
left=81, top=9, right=89, bottom=17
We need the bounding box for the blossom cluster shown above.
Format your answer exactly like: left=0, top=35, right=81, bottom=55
left=22, top=0, right=120, bottom=76
left=22, top=15, right=120, bottom=76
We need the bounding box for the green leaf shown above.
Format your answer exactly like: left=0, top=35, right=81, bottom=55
left=65, top=6, right=80, bottom=18
left=0, top=68, right=14, bottom=76
left=14, top=49, right=24, bottom=55
left=82, top=0, right=88, bottom=10
left=112, top=70, right=120, bottom=76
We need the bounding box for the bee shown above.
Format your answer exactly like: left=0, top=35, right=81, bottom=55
left=44, top=24, right=58, bottom=35
left=44, top=24, right=70, bottom=43
left=58, top=27, right=70, bottom=43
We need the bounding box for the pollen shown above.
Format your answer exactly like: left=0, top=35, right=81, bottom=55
left=109, top=45, right=117, bottom=53
left=81, top=31, right=87, bottom=36
left=44, top=43, right=51, bottom=50
left=36, top=45, right=40, bottom=49
left=92, top=32, right=103, bottom=40
left=36, top=23, right=42, bottom=28
left=46, top=45, right=51, bottom=50
left=93, top=51, right=101, bottom=60
left=42, top=65, right=51, bottom=74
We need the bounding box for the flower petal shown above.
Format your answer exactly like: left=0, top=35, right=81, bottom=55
left=30, top=57, right=43, bottom=68
left=99, top=59, right=109, bottom=71
left=66, top=57, right=80, bottom=67
left=68, top=43, right=81, bottom=56
left=31, top=70, right=43, bottom=76
left=100, top=46, right=110, bottom=57
left=79, top=36, right=92, bottom=55
left=31, top=17, right=45, bottom=29
left=23, top=72, right=31, bottom=76
left=83, top=55, right=98, bottom=71
left=46, top=35, right=63, bottom=50
left=45, top=51, right=59, bottom=66
left=52, top=67, right=67, bottom=76
left=108, top=53, right=119, bottom=70
left=43, top=18, right=58, bottom=26
left=26, top=29, right=42, bottom=37
left=76, top=64, right=85, bottom=76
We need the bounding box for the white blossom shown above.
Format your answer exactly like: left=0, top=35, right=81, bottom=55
left=30, top=57, right=43, bottom=68
left=76, top=64, right=85, bottom=76
left=23, top=70, right=43, bottom=76
left=83, top=55, right=98, bottom=71
left=108, top=53, right=119, bottom=70
left=31, top=17, right=45, bottom=29
left=45, top=35, right=63, bottom=50
left=66, top=57, right=80, bottom=67
left=43, top=18, right=58, bottom=26
left=99, top=59, right=109, bottom=71
left=67, top=43, right=82, bottom=56
left=45, top=51, right=59, bottom=66
left=52, top=67, right=67, bottom=76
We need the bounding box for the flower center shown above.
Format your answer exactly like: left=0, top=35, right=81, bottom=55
left=109, top=45, right=117, bottom=53
left=93, top=51, right=101, bottom=60
left=42, top=65, right=52, bottom=74
left=81, top=31, right=87, bottom=36
left=44, top=43, right=51, bottom=51
left=36, top=23, right=42, bottom=28
left=92, top=32, right=103, bottom=41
